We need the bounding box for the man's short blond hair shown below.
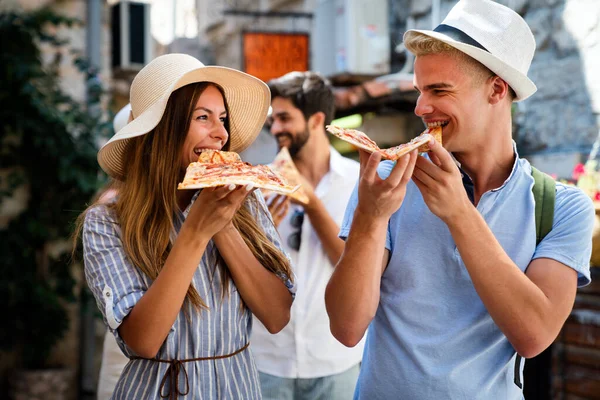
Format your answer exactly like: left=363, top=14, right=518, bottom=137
left=404, top=32, right=516, bottom=100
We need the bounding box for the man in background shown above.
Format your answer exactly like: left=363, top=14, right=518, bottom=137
left=251, top=71, right=363, bottom=400
left=325, top=0, right=594, bottom=398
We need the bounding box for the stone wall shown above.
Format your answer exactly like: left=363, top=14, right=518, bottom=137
left=391, top=0, right=600, bottom=178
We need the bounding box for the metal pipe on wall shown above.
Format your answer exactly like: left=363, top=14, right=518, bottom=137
left=87, top=0, right=102, bottom=73
left=398, top=15, right=415, bottom=74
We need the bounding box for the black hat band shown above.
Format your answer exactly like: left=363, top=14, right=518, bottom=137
left=433, top=24, right=489, bottom=52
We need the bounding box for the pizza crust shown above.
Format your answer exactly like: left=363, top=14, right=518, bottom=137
left=197, top=149, right=242, bottom=164
left=178, top=176, right=300, bottom=194
left=381, top=133, right=433, bottom=160
left=415, top=126, right=442, bottom=153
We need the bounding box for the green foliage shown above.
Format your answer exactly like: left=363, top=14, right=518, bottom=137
left=0, top=9, right=111, bottom=368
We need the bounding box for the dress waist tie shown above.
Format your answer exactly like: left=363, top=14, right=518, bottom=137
left=130, top=342, right=250, bottom=400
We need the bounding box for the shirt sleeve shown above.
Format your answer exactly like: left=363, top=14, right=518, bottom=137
left=533, top=184, right=595, bottom=286
left=339, top=160, right=394, bottom=251
left=82, top=206, right=149, bottom=337
left=249, top=191, right=297, bottom=298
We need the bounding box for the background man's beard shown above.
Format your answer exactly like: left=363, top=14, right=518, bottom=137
left=277, top=129, right=309, bottom=157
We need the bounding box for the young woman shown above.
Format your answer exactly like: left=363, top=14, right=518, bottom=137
left=76, top=53, right=294, bottom=399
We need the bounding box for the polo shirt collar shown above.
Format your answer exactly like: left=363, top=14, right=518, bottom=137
left=491, top=141, right=521, bottom=192
left=454, top=141, right=521, bottom=194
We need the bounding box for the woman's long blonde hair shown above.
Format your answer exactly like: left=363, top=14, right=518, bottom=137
left=75, top=82, right=292, bottom=309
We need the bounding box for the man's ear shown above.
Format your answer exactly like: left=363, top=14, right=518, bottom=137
left=489, top=76, right=510, bottom=105
left=308, top=111, right=325, bottom=130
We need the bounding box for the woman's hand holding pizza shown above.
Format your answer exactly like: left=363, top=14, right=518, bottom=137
left=185, top=184, right=254, bottom=240
left=356, top=148, right=418, bottom=220
left=412, top=139, right=472, bottom=224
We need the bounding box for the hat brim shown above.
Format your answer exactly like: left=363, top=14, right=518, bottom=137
left=98, top=66, right=270, bottom=180
left=404, top=29, right=537, bottom=102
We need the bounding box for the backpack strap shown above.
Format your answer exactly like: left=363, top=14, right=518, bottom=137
left=514, top=166, right=556, bottom=389
left=531, top=166, right=556, bottom=246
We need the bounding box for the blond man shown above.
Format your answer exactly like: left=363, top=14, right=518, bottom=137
left=326, top=1, right=594, bottom=398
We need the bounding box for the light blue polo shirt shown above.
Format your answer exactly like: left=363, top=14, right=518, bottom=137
left=339, top=152, right=594, bottom=400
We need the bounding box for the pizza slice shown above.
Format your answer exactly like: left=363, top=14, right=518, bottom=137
left=197, top=149, right=242, bottom=164
left=325, top=125, right=380, bottom=154
left=178, top=150, right=300, bottom=195
left=415, top=125, right=442, bottom=153
left=264, top=147, right=310, bottom=205
left=326, top=125, right=442, bottom=161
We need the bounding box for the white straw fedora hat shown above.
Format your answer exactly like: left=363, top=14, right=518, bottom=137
left=404, top=0, right=537, bottom=102
left=98, top=53, right=270, bottom=180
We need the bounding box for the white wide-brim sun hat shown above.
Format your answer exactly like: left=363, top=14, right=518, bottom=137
left=98, top=53, right=270, bottom=180
left=404, top=0, right=537, bottom=102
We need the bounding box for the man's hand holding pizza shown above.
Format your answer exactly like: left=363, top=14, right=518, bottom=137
left=412, top=139, right=473, bottom=225
left=266, top=174, right=316, bottom=227
left=356, top=149, right=418, bottom=220
left=289, top=173, right=317, bottom=208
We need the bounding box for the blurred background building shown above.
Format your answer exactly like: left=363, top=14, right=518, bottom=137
left=108, top=0, right=600, bottom=177
left=0, top=0, right=599, bottom=399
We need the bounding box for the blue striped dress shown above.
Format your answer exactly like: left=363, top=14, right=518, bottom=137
left=83, top=191, right=294, bottom=399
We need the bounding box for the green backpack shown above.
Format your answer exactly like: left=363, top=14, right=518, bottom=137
left=513, top=166, right=556, bottom=389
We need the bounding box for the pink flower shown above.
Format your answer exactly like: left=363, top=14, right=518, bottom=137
left=573, top=163, right=586, bottom=181
left=594, top=192, right=600, bottom=202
